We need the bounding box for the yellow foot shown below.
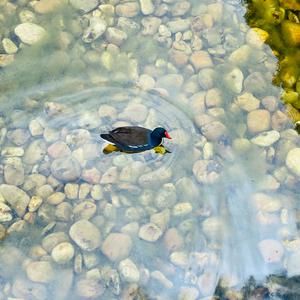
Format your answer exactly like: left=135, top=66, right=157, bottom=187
left=154, top=145, right=171, bottom=154
left=103, top=144, right=120, bottom=154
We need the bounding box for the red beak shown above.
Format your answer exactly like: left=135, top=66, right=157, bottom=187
left=165, top=131, right=172, bottom=139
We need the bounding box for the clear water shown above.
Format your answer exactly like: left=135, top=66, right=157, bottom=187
left=0, top=0, right=299, bottom=299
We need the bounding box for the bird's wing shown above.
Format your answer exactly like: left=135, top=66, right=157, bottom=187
left=110, top=126, right=151, bottom=146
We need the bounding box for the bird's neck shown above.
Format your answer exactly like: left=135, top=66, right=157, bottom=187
left=150, top=133, right=162, bottom=147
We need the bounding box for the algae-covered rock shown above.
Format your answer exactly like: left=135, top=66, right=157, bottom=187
left=279, top=0, right=300, bottom=11
left=281, top=21, right=300, bottom=46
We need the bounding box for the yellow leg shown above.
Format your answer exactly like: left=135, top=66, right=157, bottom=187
left=103, top=144, right=120, bottom=154
left=154, top=145, right=169, bottom=154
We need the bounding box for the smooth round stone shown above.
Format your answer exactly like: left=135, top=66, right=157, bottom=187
left=101, top=233, right=132, bottom=262
left=14, top=23, right=46, bottom=45
left=223, top=68, right=244, bottom=93
left=0, top=202, right=12, bottom=222
left=1, top=147, right=24, bottom=157
left=34, top=0, right=67, bottom=13
left=169, top=251, right=189, bottom=268
left=140, top=0, right=154, bottom=15
left=2, top=38, right=18, bottom=54
left=190, top=51, right=213, bottom=70
left=198, top=68, right=215, bottom=90
left=29, top=119, right=44, bottom=136
left=0, top=184, right=30, bottom=217
left=24, top=140, right=46, bottom=165
left=235, top=92, right=260, bottom=112
left=247, top=109, right=270, bottom=134
left=76, top=279, right=104, bottom=298
left=51, top=242, right=75, bottom=264
left=51, top=157, right=81, bottom=181
left=42, top=232, right=69, bottom=252
left=173, top=202, right=193, bottom=217
left=69, top=220, right=101, bottom=251
left=202, top=217, right=223, bottom=239
left=252, top=193, right=281, bottom=212
left=258, top=239, right=284, bottom=263
left=26, top=261, right=54, bottom=283
left=116, top=2, right=140, bottom=17
left=163, top=228, right=183, bottom=252
left=28, top=195, right=43, bottom=212
left=286, top=148, right=300, bottom=177
left=100, top=167, right=118, bottom=184
left=139, top=223, right=163, bottom=242
left=4, top=162, right=24, bottom=186
left=167, top=19, right=190, bottom=33
left=70, top=0, right=99, bottom=13
left=47, top=141, right=71, bottom=158
left=82, top=17, right=107, bottom=43
left=118, top=258, right=140, bottom=282
left=64, top=183, right=78, bottom=199
left=251, top=130, right=280, bottom=147
left=47, top=192, right=65, bottom=205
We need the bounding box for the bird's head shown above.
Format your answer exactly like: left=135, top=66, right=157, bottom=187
left=152, top=127, right=172, bottom=140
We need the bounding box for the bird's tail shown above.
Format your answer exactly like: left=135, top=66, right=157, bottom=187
left=103, top=144, right=120, bottom=154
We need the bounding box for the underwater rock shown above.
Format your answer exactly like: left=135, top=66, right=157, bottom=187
left=34, top=0, right=67, bottom=14
left=139, top=222, right=163, bottom=242
left=0, top=54, right=14, bottom=67
left=167, top=19, right=190, bottom=33
left=251, top=130, right=280, bottom=147
left=82, top=17, right=107, bottom=43
left=281, top=21, right=300, bottom=46
left=0, top=184, right=29, bottom=217
left=286, top=148, right=300, bottom=177
left=235, top=92, right=260, bottom=112
left=223, top=68, right=244, bottom=94
left=2, top=38, right=18, bottom=54
left=14, top=23, right=46, bottom=45
left=119, top=258, right=140, bottom=282
left=51, top=157, right=81, bottom=181
left=29, top=119, right=44, bottom=136
left=258, top=239, right=284, bottom=263
left=0, top=202, right=12, bottom=222
left=76, top=278, right=104, bottom=298
left=26, top=261, right=54, bottom=283
left=64, top=183, right=78, bottom=199
left=42, top=231, right=69, bottom=252
left=51, top=242, right=75, bottom=264
left=252, top=193, right=281, bottom=212
left=69, top=219, right=101, bottom=251
left=24, top=139, right=46, bottom=165
left=247, top=109, right=271, bottom=134
left=4, top=160, right=24, bottom=186
left=171, top=1, right=191, bottom=16
left=164, top=228, right=184, bottom=252
left=1, top=146, right=24, bottom=157
left=29, top=195, right=43, bottom=212
left=151, top=270, right=173, bottom=288
left=119, top=103, right=148, bottom=123
left=150, top=209, right=170, bottom=231
left=70, top=0, right=99, bottom=13
left=102, top=233, right=132, bottom=262
left=173, top=202, right=193, bottom=217
left=244, top=72, right=267, bottom=96
left=140, top=0, right=154, bottom=15
left=179, top=287, right=199, bottom=300
left=12, top=278, right=47, bottom=300
left=116, top=2, right=140, bottom=17
left=48, top=141, right=71, bottom=158
left=7, top=128, right=30, bottom=145
left=201, top=121, right=226, bottom=141
left=198, top=68, right=215, bottom=90
left=190, top=50, right=213, bottom=70
left=228, top=45, right=252, bottom=66
left=142, top=16, right=161, bottom=35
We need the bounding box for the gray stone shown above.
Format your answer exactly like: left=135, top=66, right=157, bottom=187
left=2, top=38, right=18, bottom=54
left=251, top=130, right=280, bottom=147
left=82, top=17, right=107, bottom=43
left=0, top=202, right=12, bottom=222
left=26, top=261, right=54, bottom=283
left=24, top=139, right=46, bottom=165
left=14, top=23, right=46, bottom=45
left=116, top=2, right=140, bottom=17
left=51, top=157, right=81, bottom=181
left=102, top=233, right=132, bottom=261
left=223, top=68, right=244, bottom=93
left=4, top=160, right=24, bottom=186
left=69, top=220, right=101, bottom=251
left=286, top=148, right=300, bottom=177
left=139, top=223, right=163, bottom=242
left=0, top=184, right=29, bottom=217
left=51, top=242, right=75, bottom=264
left=70, top=0, right=99, bottom=13
left=105, top=27, right=127, bottom=46
left=140, top=0, right=154, bottom=15
left=119, top=259, right=140, bottom=282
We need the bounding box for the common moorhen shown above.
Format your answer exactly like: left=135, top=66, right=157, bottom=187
left=100, top=126, right=172, bottom=154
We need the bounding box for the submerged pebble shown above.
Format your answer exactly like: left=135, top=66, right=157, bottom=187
left=14, top=23, right=46, bottom=45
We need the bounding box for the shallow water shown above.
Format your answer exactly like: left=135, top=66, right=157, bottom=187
left=0, top=0, right=300, bottom=299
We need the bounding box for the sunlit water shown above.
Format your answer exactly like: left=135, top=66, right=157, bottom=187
left=0, top=0, right=300, bottom=299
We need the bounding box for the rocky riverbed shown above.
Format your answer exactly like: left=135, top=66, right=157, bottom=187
left=0, top=0, right=300, bottom=299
